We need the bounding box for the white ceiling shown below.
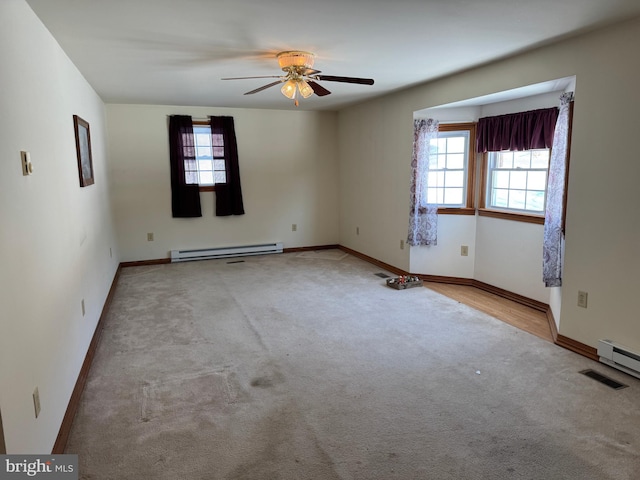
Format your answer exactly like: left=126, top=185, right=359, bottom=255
left=25, top=0, right=640, bottom=111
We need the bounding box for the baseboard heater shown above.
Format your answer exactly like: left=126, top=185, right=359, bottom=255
left=171, top=242, right=283, bottom=263
left=597, top=339, right=640, bottom=380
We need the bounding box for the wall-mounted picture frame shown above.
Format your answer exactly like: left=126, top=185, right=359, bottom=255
left=73, top=115, right=94, bottom=187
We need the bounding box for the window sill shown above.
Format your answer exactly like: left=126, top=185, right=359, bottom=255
left=478, top=208, right=545, bottom=225
left=437, top=207, right=476, bottom=216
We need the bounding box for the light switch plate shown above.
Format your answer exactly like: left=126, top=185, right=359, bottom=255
left=578, top=291, right=588, bottom=308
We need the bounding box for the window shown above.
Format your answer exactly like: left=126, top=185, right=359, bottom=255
left=188, top=123, right=227, bottom=191
left=476, top=106, right=559, bottom=224
left=484, top=149, right=550, bottom=217
left=169, top=115, right=244, bottom=218
left=426, top=123, right=476, bottom=214
left=485, top=149, right=550, bottom=213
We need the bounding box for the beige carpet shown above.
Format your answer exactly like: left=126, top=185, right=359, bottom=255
left=66, top=251, right=640, bottom=479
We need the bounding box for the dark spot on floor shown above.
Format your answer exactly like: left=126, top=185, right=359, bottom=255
left=251, top=376, right=274, bottom=388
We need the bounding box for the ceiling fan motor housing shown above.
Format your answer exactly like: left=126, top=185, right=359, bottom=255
left=277, top=51, right=315, bottom=72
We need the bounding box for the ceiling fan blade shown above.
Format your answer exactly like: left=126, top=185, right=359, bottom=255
left=316, top=75, right=374, bottom=85
left=308, top=81, right=331, bottom=97
left=244, top=81, right=282, bottom=95
left=302, top=68, right=321, bottom=76
left=222, top=75, right=282, bottom=80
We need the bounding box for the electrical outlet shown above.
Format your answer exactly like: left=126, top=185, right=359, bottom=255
left=109, top=247, right=112, bottom=258
left=147, top=232, right=154, bottom=242
left=461, top=245, right=469, bottom=256
left=21, top=151, right=33, bottom=176
left=33, top=387, right=41, bottom=418
left=400, top=239, right=405, bottom=250
left=577, top=291, right=588, bottom=308
left=356, top=226, right=360, bottom=235
left=81, top=299, right=85, bottom=316
left=292, top=224, right=297, bottom=232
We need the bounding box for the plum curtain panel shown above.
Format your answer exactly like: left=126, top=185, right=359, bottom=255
left=476, top=108, right=558, bottom=153
left=210, top=116, right=245, bottom=216
left=543, top=92, right=574, bottom=287
left=408, top=118, right=439, bottom=246
left=169, top=115, right=202, bottom=218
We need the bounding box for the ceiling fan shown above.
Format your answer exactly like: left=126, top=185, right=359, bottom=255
left=222, top=51, right=374, bottom=106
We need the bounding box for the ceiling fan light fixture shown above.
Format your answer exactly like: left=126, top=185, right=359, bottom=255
left=298, top=79, right=314, bottom=98
left=277, top=51, right=315, bottom=70
left=281, top=79, right=297, bottom=99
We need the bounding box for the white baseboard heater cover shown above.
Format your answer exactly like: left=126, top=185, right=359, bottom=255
left=171, top=242, right=283, bottom=262
left=598, top=339, right=640, bottom=380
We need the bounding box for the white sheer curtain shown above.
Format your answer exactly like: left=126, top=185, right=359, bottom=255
left=543, top=92, right=574, bottom=287
left=408, top=118, right=439, bottom=246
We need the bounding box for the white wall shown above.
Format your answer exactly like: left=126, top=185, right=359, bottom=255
left=474, top=217, right=548, bottom=301
left=0, top=0, right=118, bottom=453
left=338, top=15, right=640, bottom=351
left=339, top=96, right=416, bottom=271
left=107, top=105, right=339, bottom=262
left=409, top=216, right=477, bottom=279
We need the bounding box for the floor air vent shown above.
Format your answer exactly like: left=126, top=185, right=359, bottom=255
left=374, top=273, right=390, bottom=278
left=580, top=369, right=628, bottom=390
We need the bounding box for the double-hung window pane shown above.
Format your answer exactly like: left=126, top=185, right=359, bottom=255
left=487, top=149, right=550, bottom=213
left=189, top=126, right=227, bottom=186
left=427, top=131, right=470, bottom=207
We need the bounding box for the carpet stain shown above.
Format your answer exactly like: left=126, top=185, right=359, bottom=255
left=250, top=377, right=274, bottom=388
left=250, top=371, right=285, bottom=389
left=225, top=403, right=341, bottom=480
left=141, top=371, right=234, bottom=421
